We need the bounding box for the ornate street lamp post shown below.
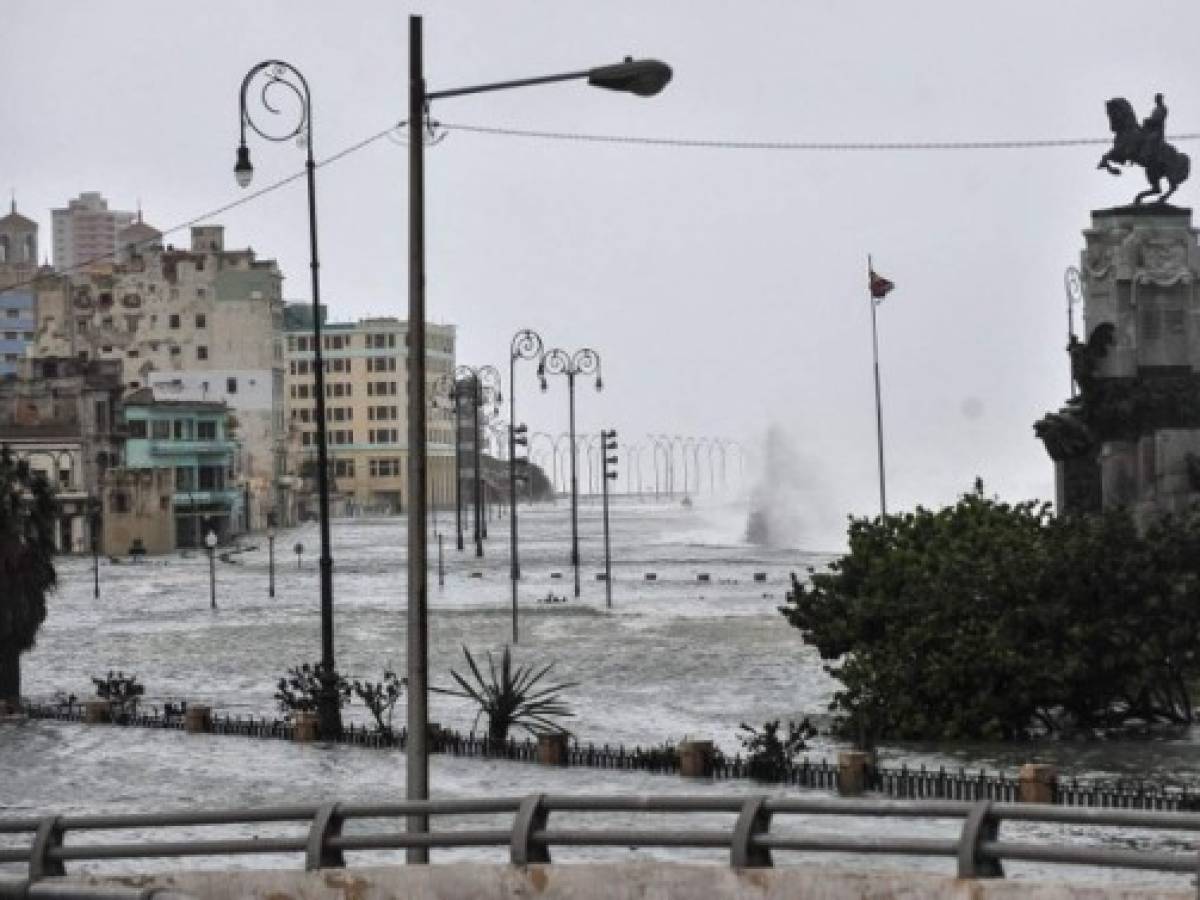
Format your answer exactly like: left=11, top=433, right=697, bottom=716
left=454, top=364, right=501, bottom=558
left=205, top=529, right=218, bottom=610
left=235, top=60, right=340, bottom=738
left=406, top=15, right=670, bottom=858
left=89, top=495, right=101, bottom=600
left=539, top=348, right=602, bottom=598
left=1065, top=266, right=1083, bottom=397
left=508, top=329, right=543, bottom=644
left=432, top=374, right=464, bottom=551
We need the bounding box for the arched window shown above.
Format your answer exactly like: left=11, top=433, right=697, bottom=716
left=24, top=234, right=35, bottom=263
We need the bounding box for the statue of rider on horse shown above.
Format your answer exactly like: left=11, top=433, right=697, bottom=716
left=1098, top=94, right=1191, bottom=205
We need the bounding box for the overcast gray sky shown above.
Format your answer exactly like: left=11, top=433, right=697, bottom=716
left=6, top=1, right=1199, bottom=544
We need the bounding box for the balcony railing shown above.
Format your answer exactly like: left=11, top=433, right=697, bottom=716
left=148, top=439, right=232, bottom=456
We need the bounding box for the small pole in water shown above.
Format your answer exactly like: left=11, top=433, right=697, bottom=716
left=437, top=532, right=445, bottom=588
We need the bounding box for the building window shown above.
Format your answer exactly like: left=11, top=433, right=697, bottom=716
left=227, top=377, right=237, bottom=393
left=198, top=465, right=224, bottom=490
left=197, top=420, right=217, bottom=440
left=169, top=314, right=180, bottom=329
left=197, top=346, right=208, bottom=360
left=111, top=491, right=130, bottom=514
left=127, top=419, right=147, bottom=438
left=333, top=459, right=355, bottom=478
left=4, top=309, right=17, bottom=319
left=152, top=420, right=170, bottom=439
left=369, top=458, right=401, bottom=477
left=196, top=313, right=207, bottom=328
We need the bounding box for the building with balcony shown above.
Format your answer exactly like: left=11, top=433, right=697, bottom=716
left=122, top=389, right=240, bottom=548
left=0, top=357, right=124, bottom=552
left=31, top=224, right=288, bottom=529
left=282, top=305, right=456, bottom=513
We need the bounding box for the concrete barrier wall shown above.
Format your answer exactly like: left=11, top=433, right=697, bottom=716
left=49, top=862, right=1192, bottom=899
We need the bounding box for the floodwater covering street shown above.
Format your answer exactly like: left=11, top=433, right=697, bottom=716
left=4, top=499, right=1200, bottom=886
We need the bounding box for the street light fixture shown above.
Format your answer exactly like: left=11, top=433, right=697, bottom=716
left=406, top=15, right=670, bottom=860
left=205, top=529, right=218, bottom=610
left=236, top=60, right=341, bottom=738
left=539, top=348, right=602, bottom=599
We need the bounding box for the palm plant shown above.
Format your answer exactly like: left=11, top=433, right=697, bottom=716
left=435, top=645, right=577, bottom=746
left=0, top=446, right=58, bottom=708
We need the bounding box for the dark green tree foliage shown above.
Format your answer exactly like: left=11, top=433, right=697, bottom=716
left=781, top=482, right=1200, bottom=740
left=435, top=645, right=577, bottom=745
left=738, top=719, right=817, bottom=782
left=274, top=662, right=350, bottom=718
left=0, top=446, right=58, bottom=706
left=351, top=670, right=405, bottom=739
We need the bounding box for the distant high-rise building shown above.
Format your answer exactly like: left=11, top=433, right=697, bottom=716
left=282, top=305, right=457, bottom=513
left=51, top=192, right=136, bottom=272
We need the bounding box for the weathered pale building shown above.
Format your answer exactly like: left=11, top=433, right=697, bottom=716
left=282, top=304, right=456, bottom=512
left=0, top=357, right=124, bottom=552
left=32, top=225, right=287, bottom=528
left=100, top=467, right=175, bottom=557
left=121, top=389, right=240, bottom=548
left=0, top=202, right=42, bottom=377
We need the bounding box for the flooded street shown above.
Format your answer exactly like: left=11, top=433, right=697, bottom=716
left=4, top=499, right=1199, bottom=885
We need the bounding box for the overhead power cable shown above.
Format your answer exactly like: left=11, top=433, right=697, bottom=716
left=437, top=121, right=1200, bottom=152
left=7, top=116, right=1196, bottom=293
left=3, top=122, right=404, bottom=292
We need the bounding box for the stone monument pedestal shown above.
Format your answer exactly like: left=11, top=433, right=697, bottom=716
left=1044, top=205, right=1200, bottom=522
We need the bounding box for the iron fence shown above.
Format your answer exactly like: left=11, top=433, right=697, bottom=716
left=21, top=701, right=1200, bottom=811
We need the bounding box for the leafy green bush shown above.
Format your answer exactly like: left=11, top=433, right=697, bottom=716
left=92, top=670, right=144, bottom=722
left=351, top=670, right=405, bottom=739
left=274, top=662, right=350, bottom=719
left=738, top=719, right=816, bottom=782
left=781, top=482, right=1200, bottom=740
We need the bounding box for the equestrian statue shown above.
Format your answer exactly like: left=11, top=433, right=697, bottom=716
left=1098, top=94, right=1190, bottom=205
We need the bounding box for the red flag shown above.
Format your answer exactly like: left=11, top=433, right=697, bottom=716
left=869, top=265, right=895, bottom=300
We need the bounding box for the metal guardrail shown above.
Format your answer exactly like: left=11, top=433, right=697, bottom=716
left=2, top=794, right=1200, bottom=894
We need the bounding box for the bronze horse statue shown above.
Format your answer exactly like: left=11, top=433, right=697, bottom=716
left=1098, top=95, right=1190, bottom=204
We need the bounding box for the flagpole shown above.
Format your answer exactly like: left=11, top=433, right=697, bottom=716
left=869, top=256, right=887, bottom=518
